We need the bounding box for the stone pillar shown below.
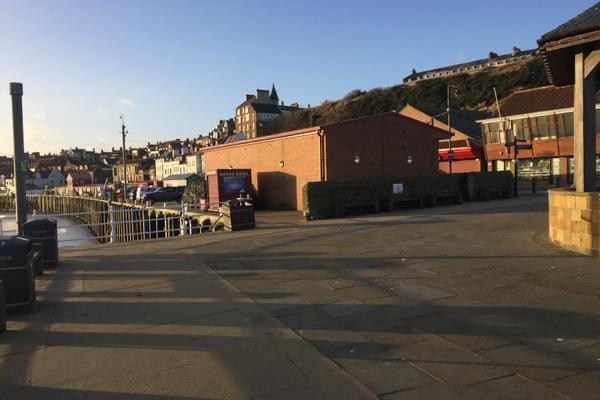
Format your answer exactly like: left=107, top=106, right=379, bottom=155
left=573, top=52, right=597, bottom=192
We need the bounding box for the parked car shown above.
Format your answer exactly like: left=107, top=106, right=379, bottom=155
left=144, top=186, right=185, bottom=205
left=136, top=186, right=159, bottom=202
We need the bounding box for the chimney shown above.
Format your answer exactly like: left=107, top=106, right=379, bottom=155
left=512, top=46, right=521, bottom=56
left=246, top=94, right=254, bottom=101
left=412, top=68, right=417, bottom=74
left=488, top=51, right=498, bottom=60
left=281, top=101, right=284, bottom=106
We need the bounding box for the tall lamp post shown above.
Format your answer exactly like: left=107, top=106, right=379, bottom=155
left=430, top=83, right=459, bottom=174
left=120, top=115, right=128, bottom=199
left=10, top=82, right=27, bottom=235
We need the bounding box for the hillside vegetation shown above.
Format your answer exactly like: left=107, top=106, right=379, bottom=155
left=265, top=57, right=549, bottom=134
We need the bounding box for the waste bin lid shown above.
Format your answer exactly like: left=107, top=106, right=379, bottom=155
left=23, top=218, right=57, bottom=227
left=0, top=236, right=32, bottom=267
left=0, top=236, right=32, bottom=249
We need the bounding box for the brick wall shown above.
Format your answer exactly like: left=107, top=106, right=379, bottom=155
left=202, top=113, right=448, bottom=211
left=203, top=132, right=321, bottom=210
left=325, top=113, right=441, bottom=181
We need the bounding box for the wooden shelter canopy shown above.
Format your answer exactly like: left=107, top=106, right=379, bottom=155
left=538, top=2, right=600, bottom=86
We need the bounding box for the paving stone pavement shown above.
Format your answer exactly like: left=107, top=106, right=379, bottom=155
left=2, top=194, right=600, bottom=399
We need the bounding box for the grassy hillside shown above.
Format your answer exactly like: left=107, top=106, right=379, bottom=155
left=264, top=57, right=549, bottom=134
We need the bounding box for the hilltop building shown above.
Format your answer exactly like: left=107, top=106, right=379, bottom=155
left=403, top=47, right=538, bottom=85
left=208, top=119, right=235, bottom=144
left=235, top=84, right=301, bottom=139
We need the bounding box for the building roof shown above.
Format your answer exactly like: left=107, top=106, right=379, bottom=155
left=0, top=165, right=13, bottom=177
left=270, top=84, right=279, bottom=102
left=494, top=85, right=600, bottom=117
left=67, top=172, right=92, bottom=181
left=251, top=103, right=284, bottom=114
left=164, top=173, right=201, bottom=181
left=418, top=107, right=490, bottom=141
left=538, top=3, right=600, bottom=86
left=221, top=132, right=247, bottom=144
left=202, top=111, right=451, bottom=153
left=538, top=2, right=600, bottom=45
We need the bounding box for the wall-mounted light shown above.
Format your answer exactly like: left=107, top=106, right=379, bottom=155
left=407, top=155, right=413, bottom=165
left=279, top=160, right=285, bottom=168
left=353, top=155, right=360, bottom=165
left=229, top=165, right=233, bottom=170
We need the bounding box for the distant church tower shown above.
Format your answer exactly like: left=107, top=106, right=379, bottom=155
left=269, top=83, right=279, bottom=105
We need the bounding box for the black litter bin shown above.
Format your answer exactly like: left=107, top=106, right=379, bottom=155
left=0, top=236, right=35, bottom=313
left=32, top=243, right=44, bottom=276
left=222, top=200, right=255, bottom=231
left=0, top=280, right=6, bottom=333
left=23, top=218, right=58, bottom=268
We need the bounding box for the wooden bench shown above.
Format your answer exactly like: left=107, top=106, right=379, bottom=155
left=477, top=188, right=510, bottom=201
left=334, top=198, right=379, bottom=217
left=432, top=191, right=463, bottom=206
left=392, top=196, right=425, bottom=209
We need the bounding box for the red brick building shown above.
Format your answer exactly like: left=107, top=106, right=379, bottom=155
left=202, top=112, right=450, bottom=210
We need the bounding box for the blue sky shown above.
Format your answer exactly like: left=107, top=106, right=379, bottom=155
left=0, top=0, right=595, bottom=156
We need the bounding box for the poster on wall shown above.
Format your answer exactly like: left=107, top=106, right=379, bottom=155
left=392, top=183, right=404, bottom=194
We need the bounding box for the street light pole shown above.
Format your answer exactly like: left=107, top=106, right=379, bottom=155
left=10, top=82, right=27, bottom=235
left=120, top=115, right=127, bottom=199
left=447, top=84, right=453, bottom=174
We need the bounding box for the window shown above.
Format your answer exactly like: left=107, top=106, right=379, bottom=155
left=536, top=116, right=551, bottom=139
left=596, top=110, right=600, bottom=134
left=557, top=112, right=574, bottom=137
left=519, top=158, right=550, bottom=178
left=522, top=117, right=532, bottom=139
left=548, top=115, right=558, bottom=138
left=529, top=117, right=538, bottom=139
left=490, top=123, right=501, bottom=144
left=512, top=119, right=530, bottom=141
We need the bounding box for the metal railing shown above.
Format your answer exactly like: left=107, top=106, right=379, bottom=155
left=0, top=203, right=225, bottom=245
left=0, top=194, right=256, bottom=245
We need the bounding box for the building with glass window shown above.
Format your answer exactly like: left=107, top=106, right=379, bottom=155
left=478, top=85, right=600, bottom=186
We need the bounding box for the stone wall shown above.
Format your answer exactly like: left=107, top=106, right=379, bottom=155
left=549, top=188, right=600, bottom=256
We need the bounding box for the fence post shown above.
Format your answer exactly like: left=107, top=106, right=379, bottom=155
left=109, top=205, right=116, bottom=244
left=180, top=204, right=186, bottom=236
